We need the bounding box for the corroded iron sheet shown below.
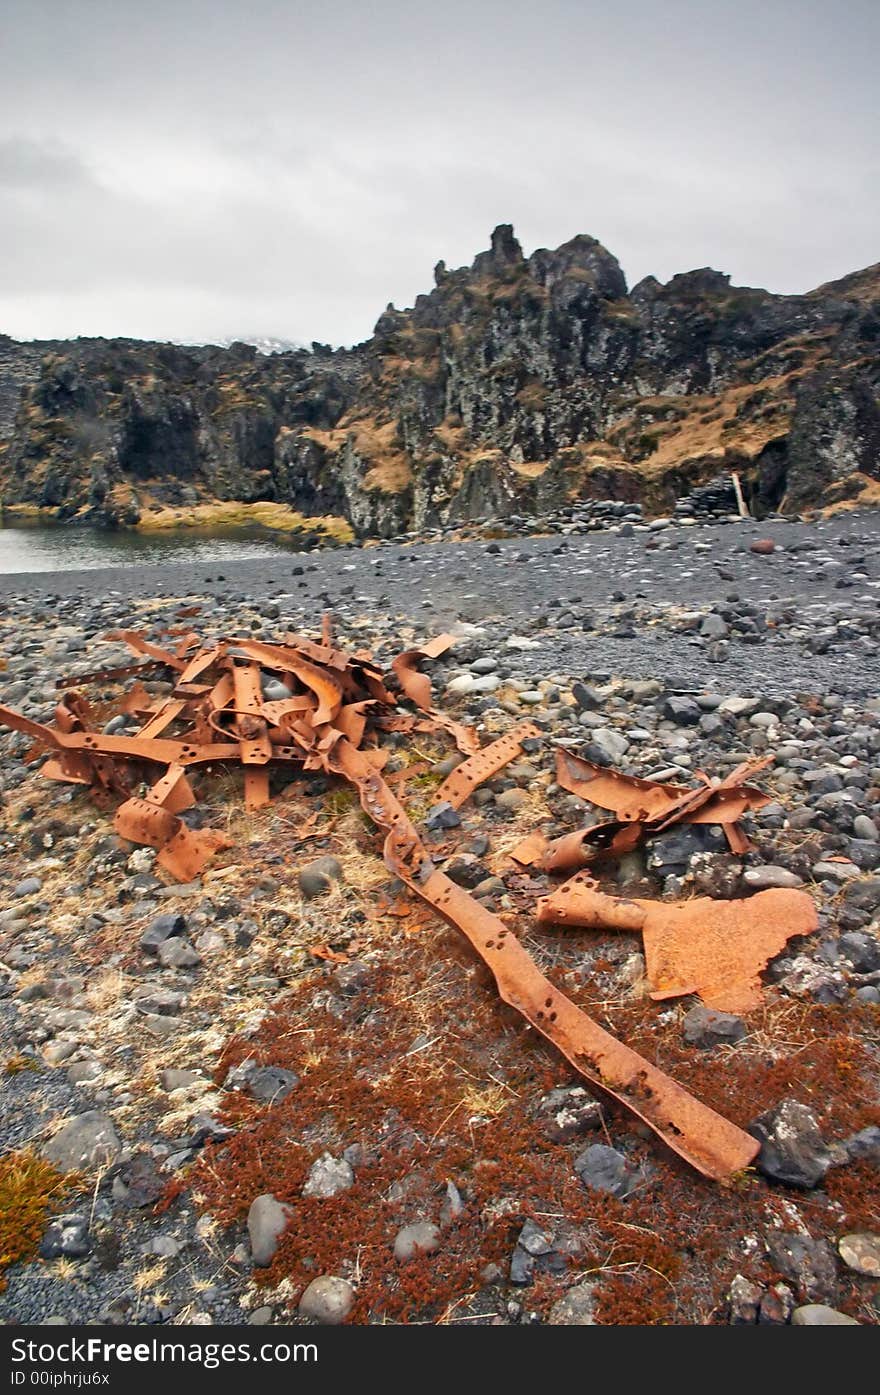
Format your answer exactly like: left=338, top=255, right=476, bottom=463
left=538, top=875, right=818, bottom=1012
left=392, top=634, right=456, bottom=712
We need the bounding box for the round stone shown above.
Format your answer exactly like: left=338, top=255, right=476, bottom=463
left=742, top=865, right=804, bottom=889
left=853, top=814, right=879, bottom=842
left=791, top=1304, right=860, bottom=1325
left=393, top=1221, right=441, bottom=1261
left=247, top=1193, right=293, bottom=1267
left=298, top=1276, right=356, bottom=1325
left=298, top=855, right=344, bottom=899
left=838, top=1233, right=880, bottom=1277
left=43, top=1111, right=121, bottom=1172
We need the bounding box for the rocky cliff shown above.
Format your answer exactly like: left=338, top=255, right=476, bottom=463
left=1, top=226, right=878, bottom=534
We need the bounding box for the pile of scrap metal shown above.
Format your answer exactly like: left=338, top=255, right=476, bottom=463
left=0, top=625, right=817, bottom=1183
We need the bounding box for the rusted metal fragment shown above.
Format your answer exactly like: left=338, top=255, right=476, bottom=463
left=392, top=634, right=456, bottom=712
left=175, top=645, right=226, bottom=688
left=157, top=824, right=231, bottom=882
left=114, top=796, right=179, bottom=848
left=509, top=831, right=550, bottom=867
left=144, top=763, right=196, bottom=814
left=244, top=767, right=272, bottom=810
left=433, top=721, right=541, bottom=809
left=552, top=748, right=772, bottom=864
left=120, top=681, right=153, bottom=716
left=329, top=738, right=759, bottom=1181
left=0, top=705, right=64, bottom=747
left=537, top=875, right=818, bottom=1012
left=106, top=631, right=189, bottom=672
left=137, top=699, right=189, bottom=739
left=556, top=748, right=691, bottom=817
left=40, top=755, right=91, bottom=785
left=113, top=795, right=231, bottom=880
left=541, top=822, right=643, bottom=872
left=432, top=714, right=481, bottom=757
left=54, top=693, right=94, bottom=734
left=233, top=663, right=274, bottom=768
left=556, top=748, right=771, bottom=826
left=55, top=660, right=162, bottom=691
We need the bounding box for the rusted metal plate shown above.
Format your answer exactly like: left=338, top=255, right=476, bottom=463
left=556, top=748, right=691, bottom=819
left=55, top=660, right=162, bottom=691
left=509, top=831, right=550, bottom=866
left=138, top=700, right=189, bottom=739
left=434, top=721, right=541, bottom=809
left=114, top=796, right=179, bottom=849
left=538, top=875, right=818, bottom=1012
left=144, top=763, right=196, bottom=814
left=157, top=824, right=231, bottom=882
left=244, top=767, right=272, bottom=810
left=106, top=631, right=189, bottom=671
left=40, top=755, right=91, bottom=785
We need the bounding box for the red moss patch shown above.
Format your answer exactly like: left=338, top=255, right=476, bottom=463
left=184, top=920, right=880, bottom=1325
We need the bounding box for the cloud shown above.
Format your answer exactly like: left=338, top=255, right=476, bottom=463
left=0, top=137, right=95, bottom=191
left=0, top=0, right=877, bottom=344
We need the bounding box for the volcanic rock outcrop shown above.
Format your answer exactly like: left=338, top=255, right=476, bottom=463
left=1, top=227, right=877, bottom=533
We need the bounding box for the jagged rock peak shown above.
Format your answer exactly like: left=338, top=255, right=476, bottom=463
left=664, top=268, right=734, bottom=297
left=529, top=232, right=627, bottom=300
left=471, top=224, right=525, bottom=277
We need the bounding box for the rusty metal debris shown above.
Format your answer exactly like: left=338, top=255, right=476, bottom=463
left=434, top=721, right=541, bottom=809
left=329, top=738, right=760, bottom=1180
left=512, top=748, right=772, bottom=871
left=537, top=874, right=818, bottom=1013
left=0, top=624, right=764, bottom=1180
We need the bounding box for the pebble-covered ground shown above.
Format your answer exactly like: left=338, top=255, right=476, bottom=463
left=0, top=508, right=878, bottom=1327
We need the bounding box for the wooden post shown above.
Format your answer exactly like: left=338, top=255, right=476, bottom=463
left=731, top=471, right=750, bottom=518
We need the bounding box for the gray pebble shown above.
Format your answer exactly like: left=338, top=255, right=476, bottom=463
left=247, top=1194, right=293, bottom=1267
left=791, top=1304, right=859, bottom=1325
left=298, top=1275, right=356, bottom=1324
left=393, top=1221, right=441, bottom=1261
left=43, top=1110, right=121, bottom=1172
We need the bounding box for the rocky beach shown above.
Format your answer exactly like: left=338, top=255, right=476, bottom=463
left=1, top=506, right=878, bottom=1327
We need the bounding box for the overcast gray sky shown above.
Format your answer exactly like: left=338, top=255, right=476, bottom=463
left=1, top=0, right=877, bottom=347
